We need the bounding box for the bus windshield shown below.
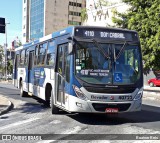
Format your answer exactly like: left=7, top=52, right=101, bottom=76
left=75, top=41, right=141, bottom=85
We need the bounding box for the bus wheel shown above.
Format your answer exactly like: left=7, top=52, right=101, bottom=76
left=50, top=89, right=59, bottom=114
left=20, top=81, right=28, bottom=97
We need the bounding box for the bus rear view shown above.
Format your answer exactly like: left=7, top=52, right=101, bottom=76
left=70, top=26, right=143, bottom=113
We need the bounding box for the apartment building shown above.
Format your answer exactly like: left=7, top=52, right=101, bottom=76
left=22, top=0, right=85, bottom=44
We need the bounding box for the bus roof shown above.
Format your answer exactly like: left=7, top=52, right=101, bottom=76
left=15, top=26, right=138, bottom=51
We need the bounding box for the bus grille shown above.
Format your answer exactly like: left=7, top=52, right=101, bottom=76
left=85, top=87, right=135, bottom=94
left=92, top=103, right=131, bottom=112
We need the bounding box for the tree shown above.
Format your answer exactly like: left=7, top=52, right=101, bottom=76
left=112, top=0, right=160, bottom=70
left=0, top=45, right=4, bottom=72
left=81, top=8, right=88, bottom=23
left=17, top=41, right=22, bottom=47
left=7, top=60, right=13, bottom=75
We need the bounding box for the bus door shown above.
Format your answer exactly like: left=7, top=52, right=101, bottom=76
left=14, top=54, right=20, bottom=87
left=28, top=51, right=34, bottom=93
left=56, top=43, right=69, bottom=107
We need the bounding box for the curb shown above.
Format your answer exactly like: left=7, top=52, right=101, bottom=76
left=0, top=101, right=13, bottom=116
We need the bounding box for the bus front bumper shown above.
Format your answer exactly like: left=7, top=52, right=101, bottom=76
left=68, top=95, right=142, bottom=113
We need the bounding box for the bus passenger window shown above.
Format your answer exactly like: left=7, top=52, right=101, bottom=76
left=64, top=45, right=70, bottom=82
left=37, top=42, right=47, bottom=66
left=20, top=50, right=25, bottom=66
left=34, top=45, right=38, bottom=66
left=46, top=40, right=55, bottom=66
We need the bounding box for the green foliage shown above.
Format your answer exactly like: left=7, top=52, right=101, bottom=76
left=81, top=8, right=88, bottom=22
left=0, top=45, right=4, bottom=71
left=7, top=60, right=13, bottom=75
left=112, top=0, right=160, bottom=70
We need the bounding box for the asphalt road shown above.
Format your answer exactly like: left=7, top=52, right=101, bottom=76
left=0, top=83, right=160, bottom=143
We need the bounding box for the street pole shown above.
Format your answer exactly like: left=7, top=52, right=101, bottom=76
left=5, top=22, right=10, bottom=81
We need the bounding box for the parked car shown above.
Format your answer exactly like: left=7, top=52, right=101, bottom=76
left=148, top=77, right=160, bottom=87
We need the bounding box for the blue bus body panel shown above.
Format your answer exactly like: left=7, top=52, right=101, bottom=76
left=70, top=55, right=81, bottom=97
left=52, top=26, right=74, bottom=38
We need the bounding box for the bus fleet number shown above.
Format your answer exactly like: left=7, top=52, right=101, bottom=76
left=84, top=31, right=94, bottom=37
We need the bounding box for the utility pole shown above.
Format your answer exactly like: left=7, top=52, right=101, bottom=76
left=5, top=22, right=10, bottom=81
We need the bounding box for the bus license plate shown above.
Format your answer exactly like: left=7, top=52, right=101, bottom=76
left=105, top=108, right=118, bottom=113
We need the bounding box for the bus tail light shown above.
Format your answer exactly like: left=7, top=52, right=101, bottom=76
left=73, top=85, right=87, bottom=100
left=134, top=88, right=143, bottom=100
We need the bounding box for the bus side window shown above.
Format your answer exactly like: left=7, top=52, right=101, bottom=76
left=20, top=50, right=25, bottom=66
left=46, top=40, right=55, bottom=66
left=37, top=42, right=47, bottom=66
left=34, top=45, right=38, bottom=66
left=64, top=44, right=70, bottom=82
left=57, top=46, right=63, bottom=75
left=24, top=49, right=28, bottom=66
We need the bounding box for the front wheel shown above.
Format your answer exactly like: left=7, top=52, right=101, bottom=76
left=50, top=89, right=59, bottom=114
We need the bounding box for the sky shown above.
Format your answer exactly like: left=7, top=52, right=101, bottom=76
left=0, top=0, right=22, bottom=47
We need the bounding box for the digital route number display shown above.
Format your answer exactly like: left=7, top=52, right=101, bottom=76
left=74, top=27, right=139, bottom=41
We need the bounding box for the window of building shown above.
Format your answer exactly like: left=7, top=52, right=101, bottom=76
left=69, top=2, right=82, bottom=7
left=23, top=33, right=26, bottom=37
left=23, top=16, right=26, bottom=20
left=69, top=11, right=81, bottom=16
left=68, top=21, right=81, bottom=25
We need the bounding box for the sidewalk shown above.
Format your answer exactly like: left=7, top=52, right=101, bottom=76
left=0, top=95, right=12, bottom=115
left=143, top=85, right=160, bottom=101
left=144, top=85, right=160, bottom=92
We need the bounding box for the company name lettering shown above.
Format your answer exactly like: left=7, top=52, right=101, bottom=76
left=91, top=95, right=108, bottom=100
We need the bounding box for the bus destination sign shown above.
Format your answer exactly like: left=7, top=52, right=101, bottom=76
left=75, top=28, right=138, bottom=41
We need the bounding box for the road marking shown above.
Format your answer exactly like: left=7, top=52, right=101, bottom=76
left=37, top=126, right=82, bottom=143
left=61, top=126, right=82, bottom=134
left=50, top=120, right=62, bottom=124
left=89, top=141, right=110, bottom=143
left=0, top=117, right=40, bottom=130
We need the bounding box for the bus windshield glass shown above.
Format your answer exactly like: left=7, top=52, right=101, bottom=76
left=75, top=41, right=141, bottom=85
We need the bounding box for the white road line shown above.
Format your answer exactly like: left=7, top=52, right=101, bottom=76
left=49, top=120, right=62, bottom=124
left=0, top=117, right=40, bottom=130
left=61, top=126, right=82, bottom=134
left=37, top=140, right=56, bottom=143
left=37, top=126, right=82, bottom=143
left=89, top=141, right=110, bottom=143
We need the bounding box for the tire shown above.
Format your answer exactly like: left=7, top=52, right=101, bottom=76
left=20, top=81, right=28, bottom=97
left=50, top=89, right=59, bottom=114
left=149, top=82, right=154, bottom=87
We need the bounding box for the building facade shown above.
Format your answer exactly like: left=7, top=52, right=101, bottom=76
left=22, top=0, right=30, bottom=44
left=84, top=0, right=129, bottom=27
left=22, top=0, right=85, bottom=44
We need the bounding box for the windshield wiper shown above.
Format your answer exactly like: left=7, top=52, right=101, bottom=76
left=115, top=41, right=127, bottom=61
left=92, top=39, right=110, bottom=59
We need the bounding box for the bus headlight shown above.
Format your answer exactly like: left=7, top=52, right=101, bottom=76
left=134, top=88, right=143, bottom=100
left=73, top=85, right=87, bottom=100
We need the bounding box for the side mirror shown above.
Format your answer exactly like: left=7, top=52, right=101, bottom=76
left=68, top=42, right=73, bottom=54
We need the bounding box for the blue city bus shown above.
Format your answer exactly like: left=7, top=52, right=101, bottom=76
left=13, top=26, right=143, bottom=114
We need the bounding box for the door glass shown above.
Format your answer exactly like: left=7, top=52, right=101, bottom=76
left=57, top=46, right=63, bottom=75
left=56, top=43, right=69, bottom=105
